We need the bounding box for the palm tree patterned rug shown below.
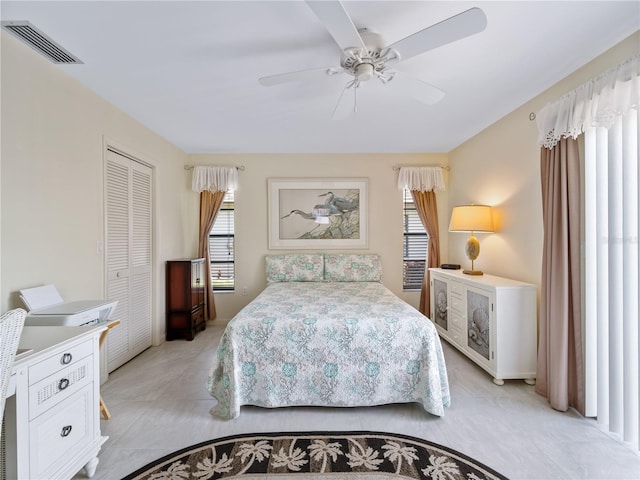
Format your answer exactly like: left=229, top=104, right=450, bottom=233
left=121, top=431, right=508, bottom=480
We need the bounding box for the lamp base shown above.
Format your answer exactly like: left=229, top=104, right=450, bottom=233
left=463, top=269, right=484, bottom=276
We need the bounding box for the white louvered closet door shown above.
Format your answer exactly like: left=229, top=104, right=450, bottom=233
left=105, top=149, right=153, bottom=372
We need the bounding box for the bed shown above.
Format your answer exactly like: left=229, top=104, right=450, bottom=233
left=206, top=253, right=450, bottom=419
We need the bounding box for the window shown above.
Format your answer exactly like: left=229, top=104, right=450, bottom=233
left=403, top=189, right=429, bottom=290
left=209, top=190, right=234, bottom=291
left=536, top=56, right=639, bottom=449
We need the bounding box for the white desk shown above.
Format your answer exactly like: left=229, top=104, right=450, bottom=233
left=4, top=325, right=107, bottom=480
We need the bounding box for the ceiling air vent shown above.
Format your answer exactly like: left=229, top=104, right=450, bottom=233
left=1, top=21, right=83, bottom=64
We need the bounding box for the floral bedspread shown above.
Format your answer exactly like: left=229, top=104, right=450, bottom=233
left=207, top=282, right=450, bottom=419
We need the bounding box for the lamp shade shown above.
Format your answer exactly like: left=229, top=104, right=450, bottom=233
left=449, top=205, right=494, bottom=232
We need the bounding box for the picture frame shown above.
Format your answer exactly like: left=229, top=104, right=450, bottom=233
left=268, top=178, right=368, bottom=249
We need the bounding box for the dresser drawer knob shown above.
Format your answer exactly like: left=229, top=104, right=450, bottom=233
left=58, top=378, right=70, bottom=391
left=60, top=353, right=73, bottom=365
left=60, top=425, right=72, bottom=437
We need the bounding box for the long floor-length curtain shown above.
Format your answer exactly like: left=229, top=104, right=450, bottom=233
left=191, top=166, right=238, bottom=321
left=536, top=55, right=639, bottom=448
left=537, top=138, right=583, bottom=413
left=412, top=190, right=441, bottom=315
left=198, top=190, right=225, bottom=320
left=397, top=166, right=445, bottom=316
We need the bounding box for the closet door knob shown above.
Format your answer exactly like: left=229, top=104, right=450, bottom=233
left=60, top=425, right=72, bottom=437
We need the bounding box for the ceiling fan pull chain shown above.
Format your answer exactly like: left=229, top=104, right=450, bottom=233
left=354, top=83, right=358, bottom=113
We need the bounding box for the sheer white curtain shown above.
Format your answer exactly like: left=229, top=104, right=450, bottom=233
left=537, top=55, right=639, bottom=450
left=191, top=166, right=237, bottom=193
left=397, top=166, right=445, bottom=192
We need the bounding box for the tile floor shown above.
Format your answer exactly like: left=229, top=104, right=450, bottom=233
left=76, top=321, right=639, bottom=480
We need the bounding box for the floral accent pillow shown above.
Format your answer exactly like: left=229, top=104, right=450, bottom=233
left=265, top=254, right=324, bottom=283
left=323, top=254, right=382, bottom=282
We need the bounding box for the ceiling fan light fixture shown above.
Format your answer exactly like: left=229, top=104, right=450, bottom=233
left=355, top=63, right=374, bottom=81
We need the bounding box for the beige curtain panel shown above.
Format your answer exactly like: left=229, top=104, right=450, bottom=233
left=537, top=137, right=583, bottom=414
left=198, top=191, right=226, bottom=321
left=411, top=190, right=441, bottom=316
left=192, top=166, right=238, bottom=321
left=397, top=166, right=444, bottom=316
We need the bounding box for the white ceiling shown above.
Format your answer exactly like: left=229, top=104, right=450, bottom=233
left=2, top=1, right=638, bottom=153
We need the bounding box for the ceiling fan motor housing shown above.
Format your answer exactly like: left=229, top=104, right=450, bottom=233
left=340, top=30, right=398, bottom=82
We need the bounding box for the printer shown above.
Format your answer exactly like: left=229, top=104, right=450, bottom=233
left=20, top=284, right=118, bottom=327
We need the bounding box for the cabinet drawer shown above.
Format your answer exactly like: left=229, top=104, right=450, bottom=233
left=449, top=312, right=465, bottom=331
left=450, top=282, right=464, bottom=295
left=193, top=306, right=204, bottom=327
left=29, top=355, right=93, bottom=420
left=28, top=338, right=93, bottom=386
left=29, top=383, right=93, bottom=479
left=448, top=325, right=465, bottom=348
left=450, top=294, right=464, bottom=314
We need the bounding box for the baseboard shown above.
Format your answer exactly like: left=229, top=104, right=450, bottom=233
left=207, top=318, right=231, bottom=326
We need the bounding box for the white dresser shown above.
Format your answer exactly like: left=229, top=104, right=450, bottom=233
left=429, top=268, right=537, bottom=385
left=3, top=325, right=107, bottom=480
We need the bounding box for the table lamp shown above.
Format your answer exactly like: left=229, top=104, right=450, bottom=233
left=449, top=204, right=494, bottom=275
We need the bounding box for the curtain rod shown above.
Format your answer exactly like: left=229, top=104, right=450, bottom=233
left=392, top=164, right=450, bottom=172
left=184, top=165, right=245, bottom=171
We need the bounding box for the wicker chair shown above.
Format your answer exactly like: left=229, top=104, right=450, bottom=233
left=0, top=308, right=26, bottom=435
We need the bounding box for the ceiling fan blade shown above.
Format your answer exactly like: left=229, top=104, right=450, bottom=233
left=387, top=73, right=445, bottom=105
left=387, top=7, right=487, bottom=63
left=259, top=67, right=343, bottom=87
left=306, top=1, right=367, bottom=52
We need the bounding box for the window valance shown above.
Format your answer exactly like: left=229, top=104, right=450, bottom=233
left=536, top=55, right=639, bottom=149
left=397, top=167, right=445, bottom=192
left=191, top=166, right=237, bottom=193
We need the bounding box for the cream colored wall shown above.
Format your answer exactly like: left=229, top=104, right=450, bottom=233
left=3, top=22, right=635, bottom=339
left=0, top=32, right=188, bottom=343
left=447, top=31, right=640, bottom=290
left=186, top=154, right=449, bottom=320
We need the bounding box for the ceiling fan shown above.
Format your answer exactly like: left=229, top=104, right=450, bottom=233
left=258, top=1, right=487, bottom=119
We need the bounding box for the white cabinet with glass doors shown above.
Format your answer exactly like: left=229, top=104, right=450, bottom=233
left=429, top=268, right=537, bottom=385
